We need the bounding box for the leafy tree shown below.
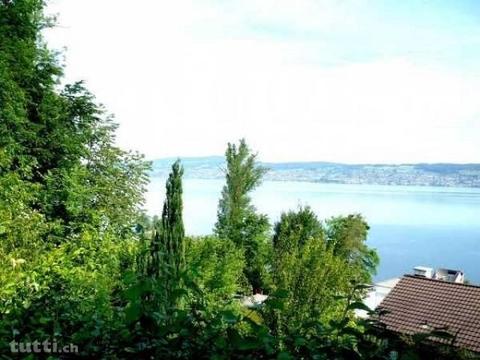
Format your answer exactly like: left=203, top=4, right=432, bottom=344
left=272, top=205, right=324, bottom=252
left=269, top=207, right=351, bottom=335
left=0, top=0, right=149, bottom=245
left=0, top=0, right=148, bottom=353
left=326, top=214, right=379, bottom=284
left=0, top=0, right=53, bottom=258
left=215, top=139, right=270, bottom=293
left=186, top=236, right=246, bottom=302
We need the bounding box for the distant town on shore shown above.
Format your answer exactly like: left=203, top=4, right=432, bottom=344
left=152, top=156, right=480, bottom=188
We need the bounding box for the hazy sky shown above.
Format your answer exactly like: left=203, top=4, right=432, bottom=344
left=44, top=0, right=480, bottom=163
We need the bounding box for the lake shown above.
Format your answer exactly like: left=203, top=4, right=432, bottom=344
left=146, top=178, right=480, bottom=283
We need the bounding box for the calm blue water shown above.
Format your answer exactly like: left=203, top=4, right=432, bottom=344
left=146, top=178, right=480, bottom=283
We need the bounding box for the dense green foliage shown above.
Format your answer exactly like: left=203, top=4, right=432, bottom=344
left=215, top=139, right=271, bottom=292
left=160, top=160, right=186, bottom=278
left=157, top=161, right=185, bottom=289
left=0, top=0, right=147, bottom=355
left=326, top=215, right=379, bottom=284
left=186, top=236, right=246, bottom=302
left=137, top=160, right=186, bottom=313
left=269, top=208, right=356, bottom=334
left=0, top=1, right=476, bottom=359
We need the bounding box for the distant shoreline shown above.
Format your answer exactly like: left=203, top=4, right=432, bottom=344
left=149, top=175, right=480, bottom=190
left=151, top=157, right=480, bottom=188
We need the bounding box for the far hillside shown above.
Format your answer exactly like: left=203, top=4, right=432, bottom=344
left=151, top=157, right=480, bottom=188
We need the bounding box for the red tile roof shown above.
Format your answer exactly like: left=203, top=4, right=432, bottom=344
left=377, top=275, right=480, bottom=353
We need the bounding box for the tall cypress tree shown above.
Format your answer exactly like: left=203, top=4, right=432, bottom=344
left=161, top=159, right=185, bottom=279
left=147, top=160, right=185, bottom=306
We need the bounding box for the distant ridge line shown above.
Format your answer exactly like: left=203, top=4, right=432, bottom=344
left=151, top=156, right=480, bottom=167
left=150, top=157, right=480, bottom=188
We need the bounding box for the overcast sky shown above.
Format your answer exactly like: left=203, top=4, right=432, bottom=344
left=44, top=0, right=480, bottom=164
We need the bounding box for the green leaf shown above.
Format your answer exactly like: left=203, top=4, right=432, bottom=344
left=294, top=336, right=307, bottom=347
left=354, top=283, right=373, bottom=291
left=125, top=303, right=141, bottom=323
left=277, top=351, right=293, bottom=360
left=124, top=283, right=143, bottom=301
left=271, top=289, right=289, bottom=299
left=347, top=301, right=372, bottom=313
left=235, top=337, right=260, bottom=351
left=122, top=271, right=137, bottom=284
left=221, top=310, right=239, bottom=324
left=265, top=298, right=285, bottom=310
left=171, top=288, right=189, bottom=299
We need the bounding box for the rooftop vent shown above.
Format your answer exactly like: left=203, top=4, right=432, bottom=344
left=434, top=268, right=464, bottom=283
left=413, top=266, right=434, bottom=279
left=412, top=266, right=464, bottom=284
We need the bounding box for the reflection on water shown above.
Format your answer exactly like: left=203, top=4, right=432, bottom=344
left=146, top=178, right=480, bottom=283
